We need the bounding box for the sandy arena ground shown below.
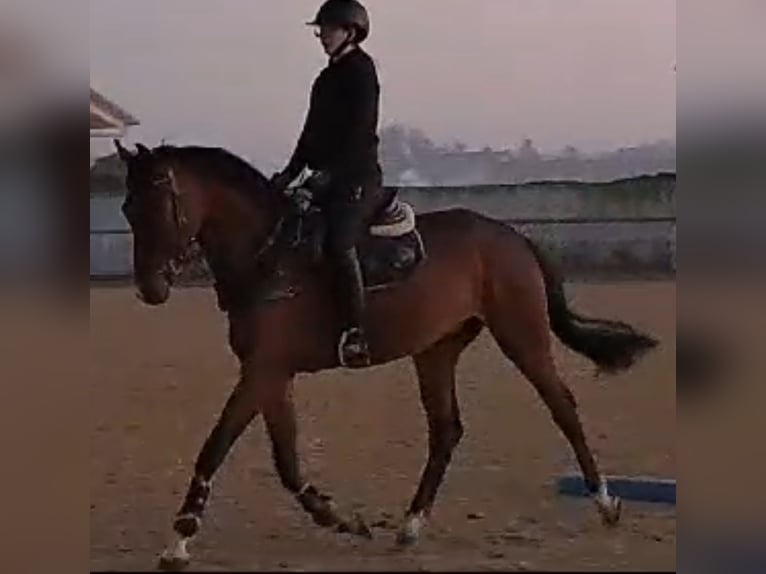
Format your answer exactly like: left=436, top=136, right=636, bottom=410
left=90, top=281, right=675, bottom=571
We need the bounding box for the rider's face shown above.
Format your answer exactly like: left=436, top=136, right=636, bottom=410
left=316, top=24, right=352, bottom=56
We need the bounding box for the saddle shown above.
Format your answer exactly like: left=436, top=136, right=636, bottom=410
left=298, top=194, right=425, bottom=290
left=260, top=178, right=426, bottom=302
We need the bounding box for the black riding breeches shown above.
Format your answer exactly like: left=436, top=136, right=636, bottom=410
left=316, top=170, right=391, bottom=330
left=319, top=171, right=391, bottom=256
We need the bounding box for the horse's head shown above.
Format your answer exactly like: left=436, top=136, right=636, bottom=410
left=115, top=139, right=201, bottom=305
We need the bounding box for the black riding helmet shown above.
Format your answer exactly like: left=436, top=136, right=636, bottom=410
left=307, top=0, right=370, bottom=43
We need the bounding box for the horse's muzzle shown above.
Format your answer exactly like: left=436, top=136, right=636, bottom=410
left=135, top=271, right=170, bottom=305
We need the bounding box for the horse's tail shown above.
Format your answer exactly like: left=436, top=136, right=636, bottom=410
left=522, top=236, right=659, bottom=373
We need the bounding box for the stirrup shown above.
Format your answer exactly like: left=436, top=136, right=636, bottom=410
left=338, top=327, right=371, bottom=368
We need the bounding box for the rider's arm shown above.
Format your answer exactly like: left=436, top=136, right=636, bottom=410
left=283, top=83, right=319, bottom=180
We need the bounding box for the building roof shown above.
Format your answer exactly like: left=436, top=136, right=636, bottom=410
left=90, top=88, right=139, bottom=132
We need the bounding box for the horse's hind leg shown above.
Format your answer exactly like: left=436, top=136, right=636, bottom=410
left=485, top=300, right=622, bottom=527
left=397, top=318, right=483, bottom=546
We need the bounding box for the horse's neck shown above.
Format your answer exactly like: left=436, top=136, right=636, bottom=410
left=195, top=186, right=284, bottom=304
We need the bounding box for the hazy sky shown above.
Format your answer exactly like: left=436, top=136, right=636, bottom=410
left=90, top=0, right=676, bottom=169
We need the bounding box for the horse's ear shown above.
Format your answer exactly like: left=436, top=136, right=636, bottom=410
left=135, top=143, right=151, bottom=156
left=114, top=139, right=133, bottom=162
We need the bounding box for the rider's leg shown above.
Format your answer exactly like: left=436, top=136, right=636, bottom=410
left=324, top=194, right=372, bottom=368
left=319, top=165, right=392, bottom=367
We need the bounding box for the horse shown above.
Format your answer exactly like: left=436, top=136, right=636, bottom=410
left=113, top=140, right=658, bottom=570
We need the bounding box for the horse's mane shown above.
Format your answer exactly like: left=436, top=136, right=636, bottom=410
left=152, top=144, right=271, bottom=197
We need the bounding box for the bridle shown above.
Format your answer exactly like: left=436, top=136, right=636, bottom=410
left=150, top=167, right=199, bottom=282
left=148, top=165, right=309, bottom=283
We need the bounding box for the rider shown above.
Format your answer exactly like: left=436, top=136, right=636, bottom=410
left=270, top=0, right=388, bottom=368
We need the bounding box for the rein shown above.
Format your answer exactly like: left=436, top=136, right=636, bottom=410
left=153, top=165, right=309, bottom=308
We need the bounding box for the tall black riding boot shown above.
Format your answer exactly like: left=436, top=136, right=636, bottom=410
left=335, top=246, right=371, bottom=367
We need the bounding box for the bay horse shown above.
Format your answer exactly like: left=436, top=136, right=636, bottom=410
left=113, top=140, right=658, bottom=570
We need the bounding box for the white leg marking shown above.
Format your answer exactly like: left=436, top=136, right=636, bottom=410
left=397, top=511, right=426, bottom=545
left=592, top=477, right=622, bottom=525
left=160, top=531, right=190, bottom=563
left=595, top=478, right=611, bottom=506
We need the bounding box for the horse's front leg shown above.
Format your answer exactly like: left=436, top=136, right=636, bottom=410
left=262, top=380, right=372, bottom=539
left=158, top=364, right=274, bottom=571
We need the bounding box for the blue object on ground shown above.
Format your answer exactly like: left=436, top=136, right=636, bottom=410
left=556, top=474, right=676, bottom=505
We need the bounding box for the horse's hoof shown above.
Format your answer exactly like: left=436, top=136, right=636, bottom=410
left=312, top=506, right=341, bottom=528
left=395, top=528, right=418, bottom=547
left=306, top=494, right=342, bottom=528
left=597, top=495, right=622, bottom=526
left=158, top=535, right=191, bottom=571
left=395, top=513, right=424, bottom=547
left=157, top=554, right=189, bottom=572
